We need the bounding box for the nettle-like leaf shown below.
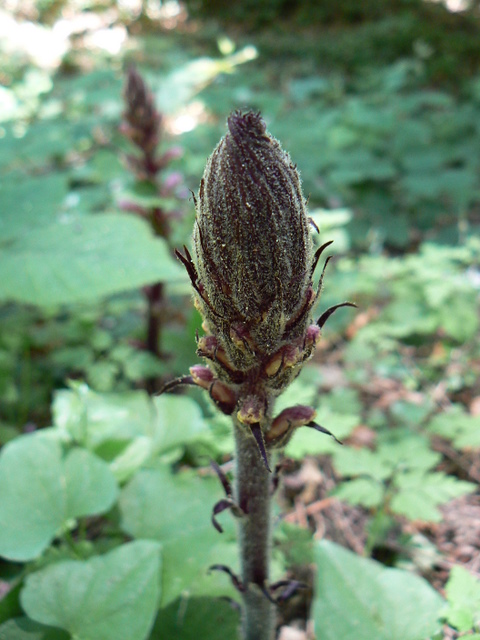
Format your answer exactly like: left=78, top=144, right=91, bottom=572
left=119, top=465, right=238, bottom=606
left=0, top=213, right=183, bottom=307
left=314, top=540, right=444, bottom=640
left=0, top=432, right=117, bottom=561
left=285, top=408, right=357, bottom=458
left=391, top=471, right=475, bottom=522
left=375, top=431, right=442, bottom=473
left=427, top=405, right=480, bottom=449
left=21, top=541, right=161, bottom=640
left=330, top=430, right=473, bottom=520
left=284, top=381, right=359, bottom=459
left=332, top=447, right=392, bottom=482
left=443, top=565, right=480, bottom=632
left=333, top=477, right=384, bottom=509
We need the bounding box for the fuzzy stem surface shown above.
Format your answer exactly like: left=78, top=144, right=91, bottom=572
left=234, top=420, right=275, bottom=640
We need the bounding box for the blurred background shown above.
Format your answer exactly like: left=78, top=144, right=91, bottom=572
left=1, top=1, right=480, bottom=638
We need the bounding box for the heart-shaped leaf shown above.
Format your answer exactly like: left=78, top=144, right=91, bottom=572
left=0, top=433, right=118, bottom=561
left=0, top=435, right=65, bottom=562
left=64, top=447, right=118, bottom=519
left=313, top=540, right=444, bottom=640
left=21, top=541, right=161, bottom=640
left=119, top=466, right=238, bottom=606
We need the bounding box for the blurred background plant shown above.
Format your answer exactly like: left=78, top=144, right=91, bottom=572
left=0, top=1, right=479, bottom=639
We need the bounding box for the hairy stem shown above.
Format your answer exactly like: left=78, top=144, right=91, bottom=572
left=234, top=420, right=275, bottom=640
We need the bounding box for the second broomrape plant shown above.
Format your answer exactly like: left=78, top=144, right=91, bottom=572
left=173, top=111, right=355, bottom=640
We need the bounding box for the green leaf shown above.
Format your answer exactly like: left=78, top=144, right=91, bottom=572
left=152, top=394, right=208, bottom=454
left=86, top=360, right=119, bottom=392
left=0, top=433, right=118, bottom=561
left=427, top=407, right=480, bottom=449
left=285, top=409, right=357, bottom=459
left=156, top=49, right=257, bottom=113
left=0, top=618, right=68, bottom=640
left=0, top=213, right=183, bottom=307
left=313, top=540, right=444, bottom=640
left=274, top=376, right=317, bottom=414
left=377, top=431, right=442, bottom=473
left=333, top=478, right=384, bottom=508
left=21, top=541, right=161, bottom=640
left=119, top=466, right=237, bottom=606
left=391, top=471, right=475, bottom=522
left=52, top=385, right=210, bottom=478
left=440, top=294, right=479, bottom=342
left=332, top=447, right=391, bottom=482
left=274, top=522, right=314, bottom=566
left=444, top=565, right=480, bottom=632
left=0, top=579, right=22, bottom=626
left=64, top=448, right=118, bottom=519
left=53, top=384, right=153, bottom=449
left=0, top=174, right=68, bottom=243
left=150, top=598, right=240, bottom=640
left=0, top=435, right=65, bottom=562
left=109, top=437, right=152, bottom=483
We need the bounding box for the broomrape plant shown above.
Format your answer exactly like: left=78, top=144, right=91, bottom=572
left=164, top=111, right=355, bottom=640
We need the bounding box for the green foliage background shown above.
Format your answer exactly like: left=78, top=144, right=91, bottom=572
left=0, top=0, right=480, bottom=638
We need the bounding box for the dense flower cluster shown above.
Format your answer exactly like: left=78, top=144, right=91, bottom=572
left=175, top=111, right=354, bottom=466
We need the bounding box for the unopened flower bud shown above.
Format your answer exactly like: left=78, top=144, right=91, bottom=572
left=189, top=365, right=214, bottom=388
left=268, top=405, right=317, bottom=441
left=237, top=395, right=266, bottom=425
left=193, top=111, right=313, bottom=371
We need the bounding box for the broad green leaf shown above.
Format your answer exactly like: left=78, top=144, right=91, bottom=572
left=0, top=213, right=183, bottom=307
left=444, top=565, right=480, bottom=632
left=152, top=394, right=208, bottom=454
left=0, top=433, right=118, bottom=561
left=156, top=48, right=257, bottom=113
left=21, top=541, right=161, bottom=640
left=0, top=435, right=65, bottom=562
left=0, top=618, right=68, bottom=640
left=150, top=597, right=240, bottom=640
left=0, top=174, right=67, bottom=243
left=64, top=448, right=118, bottom=518
left=314, top=540, right=444, bottom=640
left=52, top=385, right=209, bottom=478
left=53, top=384, right=153, bottom=448
left=119, top=466, right=237, bottom=606
left=391, top=471, right=475, bottom=522
left=109, top=436, right=152, bottom=483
